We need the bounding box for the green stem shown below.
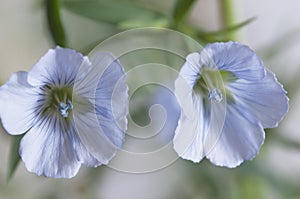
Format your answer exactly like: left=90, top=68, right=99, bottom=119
left=46, top=0, right=67, bottom=47
left=220, top=0, right=237, bottom=40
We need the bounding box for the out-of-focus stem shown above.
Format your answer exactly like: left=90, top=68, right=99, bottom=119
left=46, top=0, right=67, bottom=47
left=220, top=0, right=237, bottom=40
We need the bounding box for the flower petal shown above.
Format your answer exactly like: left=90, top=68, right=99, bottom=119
left=0, top=72, right=38, bottom=135
left=174, top=91, right=228, bottom=163
left=71, top=123, right=102, bottom=167
left=72, top=52, right=127, bottom=164
left=228, top=70, right=289, bottom=128
left=93, top=53, right=128, bottom=147
left=200, top=42, right=266, bottom=81
left=179, top=52, right=202, bottom=87
left=27, top=46, right=85, bottom=87
left=19, top=113, right=81, bottom=178
left=206, top=104, right=265, bottom=168
left=173, top=93, right=209, bottom=162
left=72, top=104, right=120, bottom=164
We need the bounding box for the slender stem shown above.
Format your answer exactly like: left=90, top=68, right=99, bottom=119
left=46, top=0, right=67, bottom=47
left=220, top=0, right=237, bottom=40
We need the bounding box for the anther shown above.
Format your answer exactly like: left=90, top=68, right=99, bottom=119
left=58, top=99, right=73, bottom=118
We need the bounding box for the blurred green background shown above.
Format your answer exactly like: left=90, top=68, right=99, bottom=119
left=1, top=0, right=300, bottom=199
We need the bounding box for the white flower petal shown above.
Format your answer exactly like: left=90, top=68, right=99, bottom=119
left=96, top=70, right=127, bottom=146
left=206, top=104, right=265, bottom=168
left=92, top=52, right=128, bottom=147
left=200, top=42, right=266, bottom=81
left=174, top=70, right=195, bottom=119
left=174, top=92, right=227, bottom=163
left=73, top=52, right=127, bottom=164
left=19, top=114, right=81, bottom=178
left=71, top=125, right=102, bottom=167
left=173, top=94, right=208, bottom=162
left=27, top=46, right=85, bottom=86
left=179, top=52, right=202, bottom=87
left=0, top=72, right=38, bottom=135
left=228, top=70, right=289, bottom=128
left=72, top=107, right=119, bottom=164
left=174, top=63, right=207, bottom=162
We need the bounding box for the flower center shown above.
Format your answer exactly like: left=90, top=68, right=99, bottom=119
left=42, top=86, right=74, bottom=118
left=194, top=68, right=236, bottom=103
left=208, top=88, right=222, bottom=103
left=58, top=99, right=73, bottom=118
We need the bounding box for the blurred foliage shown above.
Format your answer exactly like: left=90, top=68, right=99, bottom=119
left=47, top=0, right=260, bottom=51
left=63, top=0, right=166, bottom=28
left=7, top=135, right=23, bottom=182
left=171, top=0, right=196, bottom=25
left=195, top=17, right=256, bottom=42
left=4, top=0, right=300, bottom=199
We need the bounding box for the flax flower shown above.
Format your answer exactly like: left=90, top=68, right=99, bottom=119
left=174, top=42, right=288, bottom=167
left=0, top=47, right=128, bottom=178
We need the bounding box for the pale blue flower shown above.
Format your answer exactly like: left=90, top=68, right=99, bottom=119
left=0, top=47, right=128, bottom=178
left=174, top=41, right=289, bottom=168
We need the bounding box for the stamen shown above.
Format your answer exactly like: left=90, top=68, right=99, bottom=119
left=67, top=99, right=73, bottom=110
left=58, top=99, right=73, bottom=118
left=208, top=88, right=223, bottom=103
left=54, top=94, right=60, bottom=104
left=58, top=102, right=69, bottom=117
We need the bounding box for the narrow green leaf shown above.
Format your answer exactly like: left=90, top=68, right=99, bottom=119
left=7, top=135, right=23, bottom=182
left=197, top=17, right=256, bottom=42
left=46, top=0, right=67, bottom=47
left=63, top=0, right=163, bottom=26
left=171, top=0, right=196, bottom=24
